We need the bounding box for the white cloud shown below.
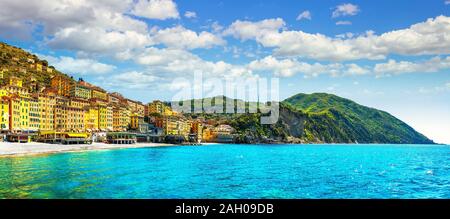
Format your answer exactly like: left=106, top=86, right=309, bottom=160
left=332, top=3, right=360, bottom=18
left=97, top=46, right=260, bottom=93
left=127, top=47, right=255, bottom=79
left=131, top=0, right=179, bottom=20
left=0, top=0, right=139, bottom=34
left=0, top=0, right=153, bottom=55
left=247, top=56, right=369, bottom=77
left=37, top=54, right=116, bottom=75
left=445, top=0, right=450, bottom=5
left=374, top=56, right=450, bottom=75
left=153, top=25, right=225, bottom=49
left=0, top=0, right=226, bottom=56
left=336, top=21, right=352, bottom=25
left=296, top=10, right=311, bottom=21
left=104, top=71, right=159, bottom=89
left=48, top=27, right=152, bottom=54
left=224, top=15, right=450, bottom=61
left=184, top=11, right=197, bottom=19
left=223, top=18, right=286, bottom=41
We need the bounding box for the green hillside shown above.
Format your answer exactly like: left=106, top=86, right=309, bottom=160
left=0, top=42, right=73, bottom=89
left=183, top=94, right=433, bottom=144
left=283, top=93, right=434, bottom=144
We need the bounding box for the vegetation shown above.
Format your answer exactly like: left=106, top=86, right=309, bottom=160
left=0, top=42, right=73, bottom=88
left=185, top=94, right=434, bottom=144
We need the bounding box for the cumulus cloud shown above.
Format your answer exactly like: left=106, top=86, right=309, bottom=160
left=48, top=27, right=152, bottom=54
left=0, top=0, right=225, bottom=56
left=223, top=18, right=286, bottom=41
left=332, top=3, right=360, bottom=18
left=374, top=56, right=450, bottom=75
left=97, top=46, right=260, bottom=93
left=152, top=26, right=225, bottom=49
left=104, top=71, right=159, bottom=89
left=115, top=47, right=254, bottom=82
left=224, top=15, right=450, bottom=61
left=296, top=11, right=312, bottom=21
left=247, top=56, right=369, bottom=77
left=131, top=0, right=180, bottom=20
left=37, top=54, right=116, bottom=75
left=184, top=11, right=197, bottom=19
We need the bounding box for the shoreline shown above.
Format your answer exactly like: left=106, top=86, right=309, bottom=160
left=0, top=142, right=445, bottom=158
left=0, top=142, right=177, bottom=158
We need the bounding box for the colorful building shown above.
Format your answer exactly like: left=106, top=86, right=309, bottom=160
left=85, top=107, right=99, bottom=132
left=28, top=97, right=40, bottom=131
left=161, top=116, right=191, bottom=139
left=51, top=75, right=73, bottom=97
left=70, top=83, right=91, bottom=100
left=148, top=100, right=164, bottom=115
left=9, top=76, right=23, bottom=87
left=191, top=121, right=203, bottom=143
left=130, top=113, right=143, bottom=130
left=148, top=100, right=175, bottom=116
left=36, top=90, right=56, bottom=131
left=91, top=87, right=108, bottom=101
left=98, top=105, right=113, bottom=131
left=113, top=105, right=130, bottom=131
left=0, top=96, right=9, bottom=131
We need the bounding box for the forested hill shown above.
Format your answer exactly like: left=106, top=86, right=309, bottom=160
left=185, top=94, right=434, bottom=144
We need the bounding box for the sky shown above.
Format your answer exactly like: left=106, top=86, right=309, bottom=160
left=0, top=0, right=449, bottom=143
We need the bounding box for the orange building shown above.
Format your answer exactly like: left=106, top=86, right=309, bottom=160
left=51, top=75, right=73, bottom=97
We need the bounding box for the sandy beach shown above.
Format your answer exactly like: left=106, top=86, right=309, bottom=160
left=0, top=142, right=176, bottom=157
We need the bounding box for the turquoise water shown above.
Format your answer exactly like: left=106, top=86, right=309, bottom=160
left=0, top=144, right=449, bottom=199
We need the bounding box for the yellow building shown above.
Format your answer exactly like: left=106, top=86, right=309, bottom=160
left=91, top=87, right=108, bottom=100
left=97, top=105, right=113, bottom=131
left=8, top=96, right=20, bottom=132
left=19, top=96, right=30, bottom=131
left=36, top=63, right=42, bottom=72
left=36, top=91, right=56, bottom=131
left=55, top=104, right=85, bottom=132
left=69, top=98, right=90, bottom=109
left=0, top=68, right=6, bottom=79
left=2, top=85, right=29, bottom=97
left=6, top=94, right=29, bottom=132
left=0, top=96, right=9, bottom=131
left=28, top=97, right=40, bottom=131
left=54, top=97, right=67, bottom=132
left=162, top=116, right=191, bottom=139
left=68, top=106, right=85, bottom=131
left=0, top=88, right=7, bottom=97
left=130, top=113, right=144, bottom=130
left=148, top=100, right=164, bottom=115
left=85, top=107, right=99, bottom=132
left=148, top=100, right=174, bottom=116
left=70, top=83, right=91, bottom=100
left=113, top=106, right=130, bottom=131
left=9, top=76, right=23, bottom=87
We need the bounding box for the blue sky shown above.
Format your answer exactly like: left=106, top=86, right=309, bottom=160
left=0, top=0, right=449, bottom=143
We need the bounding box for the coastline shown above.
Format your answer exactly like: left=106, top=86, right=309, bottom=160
left=0, top=142, right=176, bottom=158
left=0, top=141, right=445, bottom=158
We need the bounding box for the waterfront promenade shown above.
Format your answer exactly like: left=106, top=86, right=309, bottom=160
left=0, top=142, right=174, bottom=157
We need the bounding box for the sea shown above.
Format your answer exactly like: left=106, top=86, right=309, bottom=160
left=0, top=144, right=449, bottom=198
